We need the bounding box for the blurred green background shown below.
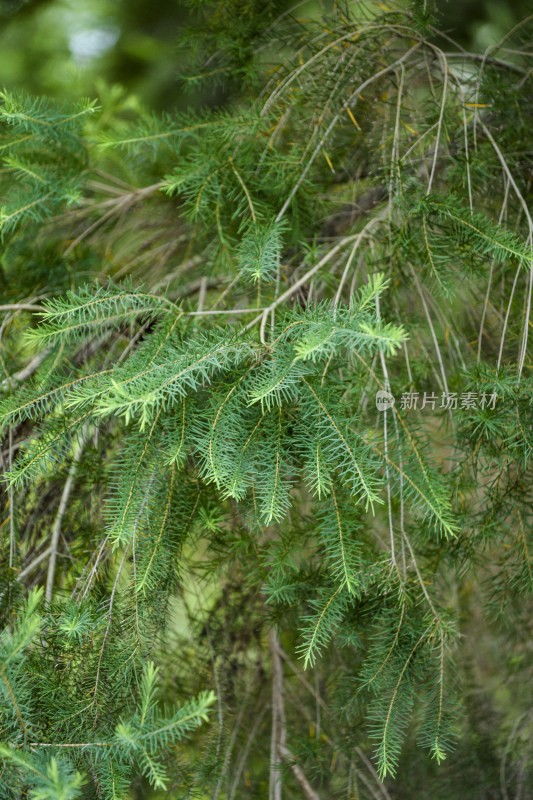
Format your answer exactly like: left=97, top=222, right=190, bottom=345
left=0, top=0, right=531, bottom=111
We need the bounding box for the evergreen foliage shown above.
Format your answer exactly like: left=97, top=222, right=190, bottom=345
left=0, top=2, right=532, bottom=797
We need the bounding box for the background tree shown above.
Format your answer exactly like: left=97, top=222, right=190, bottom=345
left=0, top=1, right=532, bottom=798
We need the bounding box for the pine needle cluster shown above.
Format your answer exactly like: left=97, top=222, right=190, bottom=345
left=1, top=2, right=532, bottom=797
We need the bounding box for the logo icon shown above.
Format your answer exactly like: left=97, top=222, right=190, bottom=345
left=375, top=390, right=395, bottom=412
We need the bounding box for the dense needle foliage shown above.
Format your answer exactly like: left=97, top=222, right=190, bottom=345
left=0, top=2, right=532, bottom=797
